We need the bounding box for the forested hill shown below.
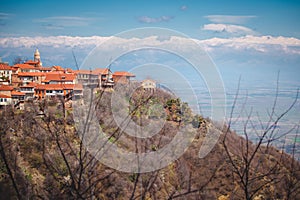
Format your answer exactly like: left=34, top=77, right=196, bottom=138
left=0, top=85, right=299, bottom=200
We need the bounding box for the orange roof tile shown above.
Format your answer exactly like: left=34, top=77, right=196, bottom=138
left=11, top=91, right=25, bottom=96
left=14, top=63, right=36, bottom=69
left=52, top=66, right=64, bottom=71
left=38, top=67, right=52, bottom=71
left=113, top=71, right=135, bottom=77
left=74, top=69, right=95, bottom=75
left=18, top=72, right=45, bottom=77
left=35, top=84, right=82, bottom=90
left=0, top=64, right=13, bottom=70
left=74, top=68, right=109, bottom=75
left=24, top=60, right=39, bottom=65
left=66, top=68, right=73, bottom=73
left=0, top=85, right=14, bottom=91
left=0, top=94, right=11, bottom=98
left=43, top=73, right=76, bottom=82
left=93, top=68, right=109, bottom=75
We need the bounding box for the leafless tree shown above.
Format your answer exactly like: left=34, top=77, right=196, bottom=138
left=222, top=75, right=300, bottom=200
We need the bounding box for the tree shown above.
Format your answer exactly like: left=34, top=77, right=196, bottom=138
left=13, top=56, right=27, bottom=65
left=222, top=76, right=300, bottom=199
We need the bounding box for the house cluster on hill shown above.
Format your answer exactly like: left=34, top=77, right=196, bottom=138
left=0, top=49, right=135, bottom=109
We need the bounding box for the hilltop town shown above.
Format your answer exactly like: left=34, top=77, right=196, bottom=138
left=0, top=49, right=137, bottom=110
left=0, top=50, right=299, bottom=200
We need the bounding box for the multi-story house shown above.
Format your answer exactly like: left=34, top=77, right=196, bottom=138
left=34, top=84, right=83, bottom=100
left=19, top=82, right=37, bottom=100
left=42, top=72, right=76, bottom=84
left=0, top=63, right=13, bottom=84
left=113, top=71, right=135, bottom=84
left=0, top=85, right=13, bottom=108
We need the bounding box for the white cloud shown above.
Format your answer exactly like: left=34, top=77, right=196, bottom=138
left=1, top=35, right=300, bottom=53
left=198, top=35, right=300, bottom=54
left=137, top=16, right=174, bottom=23
left=0, top=35, right=299, bottom=67
left=1, top=35, right=300, bottom=52
left=202, top=23, right=256, bottom=35
left=0, top=35, right=112, bottom=49
left=204, top=15, right=256, bottom=24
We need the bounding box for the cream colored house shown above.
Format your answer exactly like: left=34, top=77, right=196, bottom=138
left=142, top=79, right=156, bottom=91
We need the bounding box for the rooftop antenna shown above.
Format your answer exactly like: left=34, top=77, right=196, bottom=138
left=107, top=57, right=113, bottom=71
left=72, top=49, right=80, bottom=70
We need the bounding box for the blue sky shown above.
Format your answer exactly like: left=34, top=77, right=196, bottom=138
left=1, top=0, right=300, bottom=38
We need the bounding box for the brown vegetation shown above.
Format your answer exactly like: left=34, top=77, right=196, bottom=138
left=0, top=85, right=299, bottom=199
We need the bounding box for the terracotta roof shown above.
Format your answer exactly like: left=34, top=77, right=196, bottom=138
left=39, top=67, right=52, bottom=71
left=24, top=60, right=39, bottom=65
left=0, top=85, right=14, bottom=91
left=18, top=72, right=45, bottom=77
left=113, top=71, right=135, bottom=77
left=52, top=66, right=64, bottom=71
left=74, top=68, right=109, bottom=75
left=35, top=84, right=82, bottom=90
left=45, top=71, right=65, bottom=74
left=74, top=69, right=97, bottom=75
left=0, top=94, right=11, bottom=98
left=0, top=64, right=12, bottom=70
left=11, top=91, right=25, bottom=96
left=14, top=64, right=36, bottom=69
left=93, top=68, right=109, bottom=75
left=43, top=73, right=76, bottom=82
left=66, top=68, right=73, bottom=73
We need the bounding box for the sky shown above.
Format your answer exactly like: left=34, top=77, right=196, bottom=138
left=0, top=0, right=300, bottom=38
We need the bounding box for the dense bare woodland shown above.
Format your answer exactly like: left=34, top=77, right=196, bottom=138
left=0, top=84, right=299, bottom=200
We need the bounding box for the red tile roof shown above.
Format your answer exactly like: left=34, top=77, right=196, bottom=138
left=74, top=68, right=109, bottom=75
left=0, top=64, right=12, bottom=70
left=38, top=67, right=52, bottom=71
left=11, top=67, right=17, bottom=71
left=24, top=60, right=39, bottom=65
left=66, top=68, right=73, bottom=73
left=0, top=94, right=11, bottom=98
left=113, top=71, right=135, bottom=77
left=14, top=64, right=36, bottom=69
left=52, top=66, right=64, bottom=71
left=0, top=85, right=14, bottom=91
left=74, top=69, right=97, bottom=75
left=35, top=84, right=82, bottom=90
left=11, top=91, right=25, bottom=96
left=43, top=73, right=76, bottom=82
left=18, top=72, right=45, bottom=77
left=93, top=68, right=109, bottom=75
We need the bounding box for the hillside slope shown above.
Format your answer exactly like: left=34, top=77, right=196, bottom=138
left=0, top=87, right=299, bottom=199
